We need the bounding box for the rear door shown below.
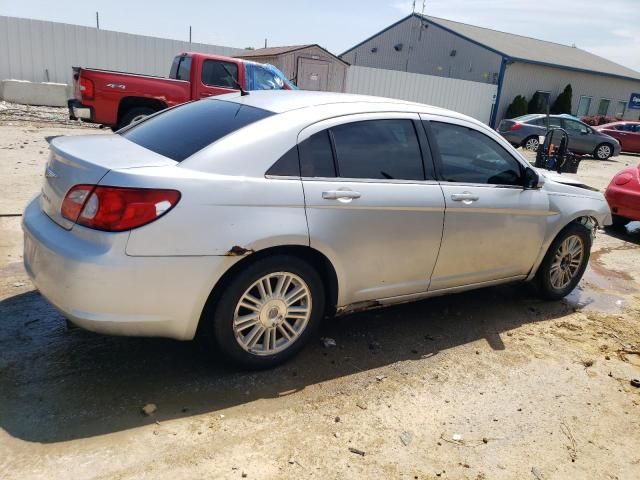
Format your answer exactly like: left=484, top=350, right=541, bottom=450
left=422, top=115, right=549, bottom=291
left=300, top=113, right=445, bottom=304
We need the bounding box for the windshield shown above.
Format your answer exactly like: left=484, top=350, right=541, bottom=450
left=120, top=99, right=273, bottom=162
left=244, top=62, right=297, bottom=91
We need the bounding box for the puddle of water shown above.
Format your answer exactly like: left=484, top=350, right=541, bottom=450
left=565, top=282, right=625, bottom=314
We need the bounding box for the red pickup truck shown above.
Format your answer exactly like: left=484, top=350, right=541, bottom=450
left=68, top=52, right=295, bottom=129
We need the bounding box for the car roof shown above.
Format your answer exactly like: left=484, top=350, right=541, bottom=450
left=211, top=90, right=452, bottom=115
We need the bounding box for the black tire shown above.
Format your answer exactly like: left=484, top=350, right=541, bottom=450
left=522, top=136, right=540, bottom=152
left=535, top=223, right=592, bottom=300
left=594, top=143, right=613, bottom=160
left=608, top=214, right=629, bottom=230
left=117, top=106, right=156, bottom=129
left=203, top=255, right=325, bottom=369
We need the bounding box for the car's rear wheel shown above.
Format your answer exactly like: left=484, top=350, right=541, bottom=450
left=594, top=143, right=613, bottom=160
left=205, top=255, right=325, bottom=369
left=523, top=136, right=540, bottom=152
left=535, top=223, right=592, bottom=300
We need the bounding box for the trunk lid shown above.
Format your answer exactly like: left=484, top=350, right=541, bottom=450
left=41, top=135, right=176, bottom=229
left=498, top=120, right=516, bottom=132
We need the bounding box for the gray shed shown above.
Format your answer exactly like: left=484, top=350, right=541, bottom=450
left=236, top=44, right=349, bottom=92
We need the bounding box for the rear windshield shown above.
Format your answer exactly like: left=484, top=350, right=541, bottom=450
left=121, top=99, right=273, bottom=161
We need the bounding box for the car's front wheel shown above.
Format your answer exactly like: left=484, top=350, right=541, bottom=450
left=594, top=143, right=613, bottom=160
left=535, top=223, right=592, bottom=300
left=206, top=255, right=325, bottom=369
left=523, top=136, right=540, bottom=152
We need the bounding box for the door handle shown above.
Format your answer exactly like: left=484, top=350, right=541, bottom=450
left=322, top=190, right=361, bottom=200
left=451, top=193, right=479, bottom=202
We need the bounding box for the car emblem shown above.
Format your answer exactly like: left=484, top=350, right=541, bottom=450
left=45, top=167, right=57, bottom=178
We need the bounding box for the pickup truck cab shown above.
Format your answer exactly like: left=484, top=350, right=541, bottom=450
left=68, top=52, right=295, bottom=129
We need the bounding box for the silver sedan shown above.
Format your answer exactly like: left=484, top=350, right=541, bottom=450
left=22, top=91, right=612, bottom=368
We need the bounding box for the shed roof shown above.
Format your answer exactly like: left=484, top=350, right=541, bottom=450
left=342, top=14, right=640, bottom=81
left=236, top=44, right=350, bottom=65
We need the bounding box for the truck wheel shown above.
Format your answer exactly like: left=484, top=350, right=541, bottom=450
left=117, top=107, right=156, bottom=129
left=535, top=223, right=591, bottom=300
left=594, top=143, right=613, bottom=160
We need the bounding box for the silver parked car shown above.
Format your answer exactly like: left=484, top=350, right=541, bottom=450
left=498, top=114, right=621, bottom=159
left=23, top=92, right=611, bottom=368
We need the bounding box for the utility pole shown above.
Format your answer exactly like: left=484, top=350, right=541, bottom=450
left=96, top=12, right=100, bottom=29
left=189, top=26, right=192, bottom=43
left=264, top=38, right=267, bottom=48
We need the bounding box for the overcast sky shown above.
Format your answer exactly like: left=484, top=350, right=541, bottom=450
left=1, top=0, right=639, bottom=71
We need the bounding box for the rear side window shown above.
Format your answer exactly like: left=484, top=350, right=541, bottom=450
left=121, top=100, right=273, bottom=161
left=331, top=120, right=424, bottom=180
left=202, top=60, right=238, bottom=88
left=169, top=56, right=192, bottom=81
left=300, top=131, right=336, bottom=177
left=430, top=122, right=523, bottom=186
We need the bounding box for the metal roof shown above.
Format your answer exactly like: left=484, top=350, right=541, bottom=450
left=342, top=14, right=640, bottom=81
left=235, top=44, right=314, bottom=57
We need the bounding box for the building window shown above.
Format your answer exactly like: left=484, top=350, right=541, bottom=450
left=615, top=101, right=626, bottom=118
left=597, top=98, right=611, bottom=116
left=576, top=96, right=592, bottom=117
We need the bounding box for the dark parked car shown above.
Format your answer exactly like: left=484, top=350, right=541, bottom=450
left=498, top=114, right=621, bottom=160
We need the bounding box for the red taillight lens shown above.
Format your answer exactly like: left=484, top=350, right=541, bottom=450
left=61, top=185, right=180, bottom=231
left=79, top=77, right=94, bottom=99
left=510, top=122, right=523, bottom=131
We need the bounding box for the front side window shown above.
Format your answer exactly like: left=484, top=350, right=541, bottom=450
left=430, top=122, right=523, bottom=186
left=121, top=99, right=273, bottom=161
left=201, top=60, right=238, bottom=88
left=563, top=119, right=590, bottom=134
left=331, top=120, right=424, bottom=180
left=597, top=98, right=611, bottom=116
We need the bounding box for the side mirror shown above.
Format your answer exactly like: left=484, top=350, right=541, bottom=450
left=524, top=167, right=544, bottom=189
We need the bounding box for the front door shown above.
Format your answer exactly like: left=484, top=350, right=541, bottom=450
left=197, top=59, right=240, bottom=98
left=422, top=115, right=549, bottom=291
left=297, top=58, right=329, bottom=91
left=300, top=113, right=445, bottom=305
left=562, top=118, right=594, bottom=154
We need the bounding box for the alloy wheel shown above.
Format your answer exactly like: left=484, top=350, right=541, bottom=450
left=549, top=235, right=584, bottom=289
left=233, top=272, right=312, bottom=355
left=596, top=145, right=611, bottom=159
left=524, top=138, right=539, bottom=151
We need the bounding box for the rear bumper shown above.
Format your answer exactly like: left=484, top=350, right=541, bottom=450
left=67, top=99, right=93, bottom=122
left=605, top=184, right=640, bottom=221
left=22, top=196, right=234, bottom=340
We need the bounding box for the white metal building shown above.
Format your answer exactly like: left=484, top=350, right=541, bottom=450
left=341, top=14, right=640, bottom=126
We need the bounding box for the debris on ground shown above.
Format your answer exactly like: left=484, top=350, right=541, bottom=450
left=375, top=375, right=386, bottom=382
left=141, top=403, right=157, bottom=416
left=560, top=422, right=578, bottom=462
left=531, top=466, right=545, bottom=480
left=321, top=337, right=336, bottom=348
left=348, top=447, right=365, bottom=456
left=13, top=282, right=25, bottom=287
left=399, top=431, right=414, bottom=446
left=452, top=433, right=462, bottom=441
left=0, top=101, right=99, bottom=128
left=630, top=379, right=640, bottom=388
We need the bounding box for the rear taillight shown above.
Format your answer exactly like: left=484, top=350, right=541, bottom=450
left=79, top=77, right=94, bottom=99
left=61, top=185, right=180, bottom=231
left=510, top=122, right=523, bottom=131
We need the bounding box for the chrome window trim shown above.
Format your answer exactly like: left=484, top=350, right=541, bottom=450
left=300, top=176, right=440, bottom=186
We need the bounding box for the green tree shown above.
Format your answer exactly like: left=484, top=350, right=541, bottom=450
left=506, top=95, right=528, bottom=118
left=528, top=91, right=547, bottom=114
left=550, top=84, right=573, bottom=114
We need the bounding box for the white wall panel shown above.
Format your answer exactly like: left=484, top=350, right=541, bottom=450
left=0, top=16, right=244, bottom=85
left=345, top=66, right=497, bottom=123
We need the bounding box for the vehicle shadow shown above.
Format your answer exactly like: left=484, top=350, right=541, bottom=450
left=0, top=284, right=574, bottom=443
left=603, top=222, right=640, bottom=245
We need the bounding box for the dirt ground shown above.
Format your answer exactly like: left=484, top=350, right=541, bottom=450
left=1, top=108, right=639, bottom=480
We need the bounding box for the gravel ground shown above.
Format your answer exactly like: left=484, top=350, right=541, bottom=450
left=0, top=107, right=639, bottom=480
